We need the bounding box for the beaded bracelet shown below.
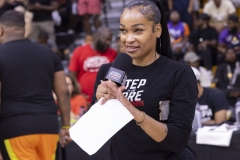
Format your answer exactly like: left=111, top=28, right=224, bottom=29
left=136, top=112, right=147, bottom=131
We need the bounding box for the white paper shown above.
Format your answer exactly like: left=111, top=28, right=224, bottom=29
left=69, top=98, right=134, bottom=155
left=196, top=123, right=238, bottom=147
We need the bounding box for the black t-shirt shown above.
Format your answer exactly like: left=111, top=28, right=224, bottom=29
left=92, top=56, right=198, bottom=160
left=190, top=26, right=218, bottom=51
left=0, top=39, right=63, bottom=140
left=215, top=62, right=240, bottom=89
left=29, top=0, right=55, bottom=22
left=198, top=88, right=229, bottom=123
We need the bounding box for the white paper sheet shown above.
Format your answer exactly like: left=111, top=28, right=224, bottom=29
left=69, top=98, right=134, bottom=155
left=196, top=123, right=238, bottom=147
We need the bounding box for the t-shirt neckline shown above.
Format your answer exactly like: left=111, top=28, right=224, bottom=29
left=131, top=55, right=164, bottom=69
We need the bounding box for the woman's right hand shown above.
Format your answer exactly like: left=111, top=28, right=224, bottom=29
left=96, top=80, right=125, bottom=104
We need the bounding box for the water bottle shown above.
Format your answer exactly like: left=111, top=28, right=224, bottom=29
left=235, top=98, right=240, bottom=125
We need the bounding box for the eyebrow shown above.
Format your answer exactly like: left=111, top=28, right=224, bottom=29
left=120, top=23, right=146, bottom=27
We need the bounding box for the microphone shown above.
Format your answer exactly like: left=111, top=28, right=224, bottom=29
left=105, top=53, right=132, bottom=87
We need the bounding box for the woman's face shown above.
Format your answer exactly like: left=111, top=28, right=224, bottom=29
left=120, top=8, right=161, bottom=65
left=225, top=49, right=237, bottom=63
left=66, top=77, right=73, bottom=95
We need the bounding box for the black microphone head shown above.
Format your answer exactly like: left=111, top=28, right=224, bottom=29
left=112, top=53, right=132, bottom=71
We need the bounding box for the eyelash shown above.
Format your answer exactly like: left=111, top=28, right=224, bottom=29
left=119, top=29, right=143, bottom=33
left=135, top=29, right=142, bottom=32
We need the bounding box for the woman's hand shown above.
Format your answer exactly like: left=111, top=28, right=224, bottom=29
left=101, top=81, right=136, bottom=111
left=96, top=80, right=124, bottom=104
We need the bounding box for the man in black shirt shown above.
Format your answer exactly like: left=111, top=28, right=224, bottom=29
left=189, top=13, right=218, bottom=70
left=192, top=67, right=228, bottom=124
left=0, top=11, right=70, bottom=159
left=28, top=0, right=58, bottom=47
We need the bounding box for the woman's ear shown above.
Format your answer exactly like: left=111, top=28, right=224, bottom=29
left=155, top=23, right=162, bottom=38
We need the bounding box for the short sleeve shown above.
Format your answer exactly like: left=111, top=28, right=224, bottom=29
left=218, top=30, right=227, bottom=44
left=183, top=23, right=190, bottom=36
left=203, top=3, right=211, bottom=15
left=68, top=47, right=80, bottom=72
left=227, top=1, right=236, bottom=14
left=211, top=89, right=229, bottom=113
left=54, top=53, right=63, bottom=72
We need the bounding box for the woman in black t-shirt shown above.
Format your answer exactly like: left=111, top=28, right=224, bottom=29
left=92, top=0, right=198, bottom=159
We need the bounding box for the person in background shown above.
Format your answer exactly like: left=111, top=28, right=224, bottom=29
left=218, top=14, right=240, bottom=59
left=93, top=0, right=198, bottom=159
left=168, top=10, right=190, bottom=60
left=37, top=30, right=59, bottom=54
left=203, top=0, right=236, bottom=33
left=68, top=26, right=117, bottom=103
left=192, top=67, right=228, bottom=125
left=28, top=0, right=58, bottom=47
left=215, top=48, right=240, bottom=106
left=0, top=0, right=16, bottom=16
left=192, top=0, right=200, bottom=29
left=0, top=11, right=70, bottom=160
left=189, top=13, right=218, bottom=70
left=14, top=5, right=33, bottom=39
left=64, top=34, right=93, bottom=60
left=184, top=51, right=213, bottom=87
left=168, top=0, right=193, bottom=29
left=78, top=0, right=103, bottom=35
left=65, top=74, right=88, bottom=124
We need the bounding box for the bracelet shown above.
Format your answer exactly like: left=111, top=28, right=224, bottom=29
left=135, top=111, right=147, bottom=131
left=61, top=125, right=71, bottom=129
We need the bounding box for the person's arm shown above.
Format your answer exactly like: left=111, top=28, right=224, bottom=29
left=68, top=47, right=80, bottom=80
left=205, top=89, right=228, bottom=124
left=218, top=43, right=227, bottom=54
left=98, top=65, right=198, bottom=153
left=188, top=0, right=194, bottom=13
left=217, top=30, right=227, bottom=54
left=204, top=28, right=218, bottom=49
left=53, top=71, right=71, bottom=147
left=199, top=39, right=217, bottom=51
left=214, top=110, right=227, bottom=124
left=0, top=148, right=2, bottom=160
left=53, top=71, right=70, bottom=126
left=168, top=0, right=173, bottom=11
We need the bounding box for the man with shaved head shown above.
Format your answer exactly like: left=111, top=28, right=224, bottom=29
left=68, top=26, right=117, bottom=103
left=0, top=11, right=71, bottom=160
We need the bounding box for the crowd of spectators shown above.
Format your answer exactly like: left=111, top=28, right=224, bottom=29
left=1, top=0, right=240, bottom=134
left=0, top=0, right=240, bottom=160
left=166, top=0, right=240, bottom=124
